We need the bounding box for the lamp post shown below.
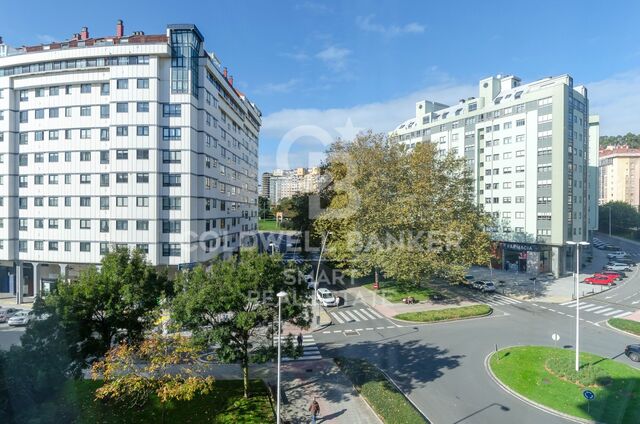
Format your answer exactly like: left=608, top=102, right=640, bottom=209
left=314, top=231, right=331, bottom=325
left=566, top=241, right=589, bottom=372
left=276, top=291, right=287, bottom=424
left=269, top=242, right=275, bottom=255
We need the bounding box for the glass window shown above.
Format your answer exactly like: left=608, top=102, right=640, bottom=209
left=116, top=79, right=128, bottom=89
left=116, top=102, right=128, bottom=113
left=137, top=102, right=149, bottom=113
left=137, top=78, right=149, bottom=89
left=81, top=83, right=91, bottom=93
left=136, top=126, right=149, bottom=136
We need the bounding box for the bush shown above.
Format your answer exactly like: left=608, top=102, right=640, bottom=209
left=546, top=355, right=610, bottom=387
left=394, top=305, right=492, bottom=322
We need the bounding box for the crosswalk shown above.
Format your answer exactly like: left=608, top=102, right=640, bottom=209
left=273, top=334, right=322, bottom=362
left=329, top=307, right=384, bottom=324
left=466, top=293, right=523, bottom=307
left=559, top=300, right=634, bottom=319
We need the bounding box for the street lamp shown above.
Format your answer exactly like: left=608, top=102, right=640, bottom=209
left=276, top=291, right=287, bottom=424
left=566, top=240, right=589, bottom=372
left=269, top=242, right=275, bottom=255
left=314, top=231, right=331, bottom=325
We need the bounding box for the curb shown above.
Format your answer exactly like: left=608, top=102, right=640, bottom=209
left=604, top=320, right=640, bottom=340
left=391, top=307, right=494, bottom=325
left=484, top=349, right=600, bottom=424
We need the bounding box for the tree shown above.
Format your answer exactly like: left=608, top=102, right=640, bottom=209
left=42, top=248, right=169, bottom=369
left=599, top=201, right=640, bottom=234
left=258, top=195, right=273, bottom=219
left=91, top=334, right=214, bottom=423
left=315, top=132, right=491, bottom=286
left=171, top=249, right=310, bottom=398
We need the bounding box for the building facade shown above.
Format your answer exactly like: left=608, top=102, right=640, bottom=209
left=599, top=145, right=640, bottom=209
left=0, top=22, right=261, bottom=301
left=267, top=167, right=326, bottom=204
left=391, top=74, right=599, bottom=276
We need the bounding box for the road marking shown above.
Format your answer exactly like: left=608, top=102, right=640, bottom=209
left=352, top=310, right=369, bottom=321
left=330, top=312, right=344, bottom=324
left=376, top=326, right=385, bottom=330
left=495, top=294, right=522, bottom=304
left=355, top=328, right=363, bottom=331
left=359, top=309, right=377, bottom=320
left=577, top=303, right=594, bottom=310
left=322, top=331, right=330, bottom=334
left=633, top=300, right=640, bottom=305
left=333, top=330, right=342, bottom=333
left=613, top=311, right=633, bottom=319
left=337, top=311, right=352, bottom=322
left=561, top=300, right=577, bottom=306
left=557, top=312, right=566, bottom=315
left=343, top=310, right=360, bottom=322
left=603, top=309, right=624, bottom=317
left=386, top=326, right=395, bottom=329
left=366, top=327, right=373, bottom=331
left=593, top=307, right=614, bottom=315
left=584, top=305, right=607, bottom=312
left=368, top=309, right=384, bottom=319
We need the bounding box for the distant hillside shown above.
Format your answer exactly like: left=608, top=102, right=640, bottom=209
left=600, top=133, right=640, bottom=149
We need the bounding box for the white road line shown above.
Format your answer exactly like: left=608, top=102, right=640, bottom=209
left=366, top=327, right=374, bottom=331
left=333, top=330, right=342, bottom=333
left=613, top=311, right=633, bottom=319
left=368, top=309, right=384, bottom=319
left=593, top=307, right=614, bottom=315
left=337, top=311, right=352, bottom=322
left=584, top=305, right=606, bottom=312
left=603, top=309, right=624, bottom=317
left=343, top=311, right=360, bottom=322
left=359, top=309, right=377, bottom=320
left=352, top=310, right=369, bottom=321
left=548, top=309, right=557, bottom=312
left=322, top=331, right=330, bottom=334
left=376, top=326, right=385, bottom=330
left=495, top=294, right=522, bottom=304
left=557, top=312, right=566, bottom=315
left=355, top=328, right=363, bottom=332
left=331, top=312, right=344, bottom=324
left=577, top=303, right=594, bottom=310
left=561, top=300, right=577, bottom=306
left=386, top=326, right=395, bottom=329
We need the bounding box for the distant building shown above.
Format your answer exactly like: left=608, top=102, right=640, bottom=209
left=599, top=144, right=640, bottom=209
left=261, top=172, right=271, bottom=198
left=267, top=167, right=327, bottom=204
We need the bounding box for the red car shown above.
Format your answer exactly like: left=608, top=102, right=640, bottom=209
left=594, top=272, right=622, bottom=281
left=584, top=275, right=616, bottom=286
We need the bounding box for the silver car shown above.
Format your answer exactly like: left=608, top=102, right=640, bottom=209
left=7, top=310, right=33, bottom=326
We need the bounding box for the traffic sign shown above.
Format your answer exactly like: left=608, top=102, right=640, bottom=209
left=551, top=333, right=560, bottom=341
left=583, top=389, right=595, bottom=400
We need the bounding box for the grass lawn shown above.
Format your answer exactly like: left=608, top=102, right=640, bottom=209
left=490, top=346, right=640, bottom=423
left=335, top=357, right=428, bottom=424
left=258, top=219, right=280, bottom=231
left=363, top=280, right=442, bottom=303
left=609, top=318, right=640, bottom=336
left=23, top=379, right=274, bottom=424
left=394, top=304, right=492, bottom=322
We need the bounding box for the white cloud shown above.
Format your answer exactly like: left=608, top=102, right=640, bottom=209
left=356, top=15, right=425, bottom=37
left=280, top=51, right=310, bottom=61
left=588, top=69, right=640, bottom=135
left=315, top=46, right=351, bottom=70
left=254, top=78, right=301, bottom=95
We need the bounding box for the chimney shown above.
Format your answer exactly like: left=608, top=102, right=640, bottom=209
left=229, top=76, right=233, bottom=86
left=80, top=27, right=89, bottom=40
left=223, top=67, right=228, bottom=79
left=116, top=19, right=124, bottom=38
left=0, top=37, right=3, bottom=45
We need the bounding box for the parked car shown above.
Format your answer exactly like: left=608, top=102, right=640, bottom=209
left=7, top=310, right=33, bottom=326
left=600, top=270, right=626, bottom=278
left=615, top=258, right=636, bottom=266
left=594, top=272, right=623, bottom=281
left=3, top=308, right=21, bottom=318
left=604, top=244, right=621, bottom=251
left=460, top=275, right=475, bottom=287
left=625, top=344, right=640, bottom=362
left=607, top=253, right=628, bottom=260
left=472, top=280, right=485, bottom=290
left=480, top=281, right=496, bottom=293
left=0, top=310, right=7, bottom=323
left=604, top=264, right=632, bottom=272
left=316, top=288, right=338, bottom=307
left=584, top=276, right=616, bottom=285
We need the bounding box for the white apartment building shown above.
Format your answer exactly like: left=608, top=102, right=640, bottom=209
left=266, top=167, right=327, bottom=204
left=0, top=22, right=261, bottom=301
left=391, top=74, right=599, bottom=276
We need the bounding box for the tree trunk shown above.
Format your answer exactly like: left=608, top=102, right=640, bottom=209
left=242, top=359, right=250, bottom=399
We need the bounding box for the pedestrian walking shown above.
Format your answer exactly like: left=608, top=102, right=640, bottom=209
left=308, top=398, right=320, bottom=424
left=297, top=332, right=303, bottom=349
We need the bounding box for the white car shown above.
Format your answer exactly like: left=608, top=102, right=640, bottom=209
left=604, top=263, right=631, bottom=272
left=316, top=288, right=338, bottom=307
left=7, top=310, right=33, bottom=326
left=607, top=252, right=628, bottom=259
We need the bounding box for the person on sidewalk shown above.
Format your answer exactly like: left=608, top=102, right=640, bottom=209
left=308, top=397, right=320, bottom=424
left=297, top=332, right=303, bottom=350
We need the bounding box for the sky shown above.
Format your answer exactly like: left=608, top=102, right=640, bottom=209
left=3, top=0, right=640, bottom=174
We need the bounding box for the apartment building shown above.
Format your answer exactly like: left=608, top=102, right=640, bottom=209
left=391, top=74, right=599, bottom=276
left=0, top=22, right=261, bottom=301
left=267, top=167, right=327, bottom=204
left=599, top=144, right=640, bottom=209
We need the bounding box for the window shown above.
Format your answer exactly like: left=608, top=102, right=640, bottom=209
left=162, top=174, right=181, bottom=187
left=19, top=241, right=27, bottom=252
left=136, top=126, right=149, bottom=136
left=65, top=107, right=73, bottom=117
left=163, top=220, right=181, bottom=234
left=100, top=197, right=109, bottom=210
left=116, top=79, right=128, bottom=89
left=137, top=102, right=149, bottom=113
left=80, top=106, right=91, bottom=116
left=49, top=86, right=59, bottom=96
left=48, top=242, right=59, bottom=251
left=80, top=174, right=91, bottom=184
left=100, top=105, right=110, bottom=118
left=65, top=129, right=72, bottom=140
left=81, top=83, right=92, bottom=93
left=100, top=220, right=109, bottom=232
left=136, top=244, right=149, bottom=254
left=100, top=174, right=110, bottom=187
left=503, top=167, right=512, bottom=174
left=137, top=149, right=149, bottom=159
left=80, top=129, right=91, bottom=139
left=136, top=197, right=149, bottom=207
left=100, top=128, right=110, bottom=141
left=515, top=135, right=525, bottom=143
left=49, top=219, right=59, bottom=229
left=49, top=175, right=59, bottom=185
left=516, top=196, right=525, bottom=203
left=137, top=78, right=149, bottom=89
left=503, top=182, right=512, bottom=189
left=34, top=197, right=43, bottom=206
left=162, top=197, right=181, bottom=210
left=19, top=133, right=27, bottom=144
left=163, top=104, right=182, bottom=117
left=516, top=165, right=525, bottom=173
left=116, top=102, right=128, bottom=113
left=35, top=109, right=45, bottom=119
left=116, top=150, right=128, bottom=160
left=80, top=197, right=91, bottom=207
left=49, top=130, right=59, bottom=140
left=136, top=173, right=149, bottom=183
left=503, top=152, right=512, bottom=159
left=19, top=111, right=28, bottom=123
left=80, top=219, right=91, bottom=229
left=515, top=181, right=525, bottom=188
left=64, top=197, right=71, bottom=207
left=34, top=131, right=44, bottom=141
left=162, top=243, right=181, bottom=257
left=162, top=128, right=182, bottom=140
left=162, top=150, right=181, bottom=163
left=34, top=219, right=43, bottom=229
left=35, top=153, right=44, bottom=163
left=503, top=197, right=512, bottom=204
left=516, top=150, right=525, bottom=157
left=80, top=151, right=91, bottom=161
left=101, top=83, right=110, bottom=95
left=516, top=119, right=525, bottom=127
left=100, top=242, right=109, bottom=254
left=80, top=242, right=91, bottom=252
left=116, top=220, right=128, bottom=230
left=116, top=196, right=128, bottom=207
left=19, top=198, right=27, bottom=209
left=503, top=122, right=512, bottom=130
left=48, top=197, right=58, bottom=207
left=136, top=220, right=149, bottom=231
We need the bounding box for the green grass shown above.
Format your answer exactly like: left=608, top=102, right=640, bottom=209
left=363, top=280, right=443, bottom=303
left=609, top=318, right=640, bottom=336
left=394, top=304, right=492, bottom=322
left=258, top=219, right=280, bottom=231
left=19, top=379, right=274, bottom=424
left=490, top=346, right=640, bottom=423
left=335, top=357, right=428, bottom=424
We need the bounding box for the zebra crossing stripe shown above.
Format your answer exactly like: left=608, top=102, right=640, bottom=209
left=560, top=300, right=576, bottom=306
left=352, top=310, right=369, bottom=321
left=593, top=307, right=614, bottom=315
left=495, top=294, right=522, bottom=304
left=584, top=305, right=606, bottom=312
left=577, top=303, right=595, bottom=310
left=603, top=309, right=624, bottom=317
left=613, top=311, right=633, bottom=318
left=368, top=309, right=384, bottom=319
left=337, top=311, right=352, bottom=322
left=359, top=309, right=377, bottom=320
left=343, top=311, right=360, bottom=322
left=331, top=312, right=344, bottom=324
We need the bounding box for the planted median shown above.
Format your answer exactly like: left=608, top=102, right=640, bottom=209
left=335, top=357, right=429, bottom=424
left=394, top=304, right=492, bottom=322
left=489, top=346, right=640, bottom=423
left=608, top=318, right=640, bottom=336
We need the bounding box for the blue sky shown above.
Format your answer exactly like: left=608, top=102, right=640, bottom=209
left=3, top=0, right=640, bottom=174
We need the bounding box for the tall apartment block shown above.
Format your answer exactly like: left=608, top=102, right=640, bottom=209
left=599, top=144, right=640, bottom=209
left=266, top=167, right=327, bottom=205
left=0, top=22, right=261, bottom=301
left=391, top=74, right=599, bottom=276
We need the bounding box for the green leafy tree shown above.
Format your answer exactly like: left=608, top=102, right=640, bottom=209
left=600, top=132, right=640, bottom=149
left=258, top=195, right=273, bottom=219
left=42, top=248, right=169, bottom=369
left=171, top=250, right=310, bottom=398
left=315, top=132, right=491, bottom=286
left=599, top=201, right=640, bottom=234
